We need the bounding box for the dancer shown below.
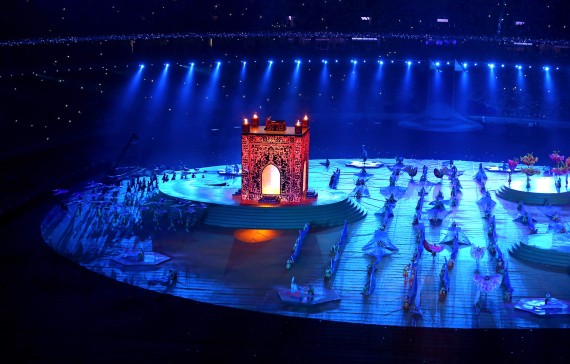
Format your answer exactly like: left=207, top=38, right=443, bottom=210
left=427, top=191, right=451, bottom=226
left=474, top=162, right=488, bottom=183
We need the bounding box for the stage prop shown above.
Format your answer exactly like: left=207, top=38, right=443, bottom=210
left=241, top=114, right=311, bottom=203
left=514, top=297, right=570, bottom=316
left=112, top=249, right=171, bottom=266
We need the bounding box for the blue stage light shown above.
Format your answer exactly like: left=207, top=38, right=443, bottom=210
left=335, top=60, right=338, bottom=63
left=463, top=63, right=468, bottom=68
left=164, top=63, right=170, bottom=68
left=139, top=64, right=144, bottom=69
left=406, top=61, right=412, bottom=66
left=268, top=60, right=273, bottom=65
left=435, top=62, right=441, bottom=67
left=295, top=59, right=301, bottom=64
left=501, top=64, right=505, bottom=68
left=488, top=63, right=495, bottom=69
left=544, top=66, right=550, bottom=71
left=322, top=60, right=328, bottom=64
left=516, top=65, right=522, bottom=70
left=190, top=62, right=195, bottom=67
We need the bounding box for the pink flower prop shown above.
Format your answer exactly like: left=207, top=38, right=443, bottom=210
left=549, top=151, right=565, bottom=165
left=507, top=158, right=519, bottom=172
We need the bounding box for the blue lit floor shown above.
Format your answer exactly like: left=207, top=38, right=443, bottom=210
left=40, top=157, right=570, bottom=330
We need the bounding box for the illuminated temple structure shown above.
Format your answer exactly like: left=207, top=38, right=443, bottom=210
left=241, top=113, right=310, bottom=203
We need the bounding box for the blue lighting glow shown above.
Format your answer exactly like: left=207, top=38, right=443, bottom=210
left=171, top=59, right=196, bottom=140
left=406, top=61, right=412, bottom=66
left=543, top=66, right=550, bottom=71
left=488, top=63, right=495, bottom=69
left=109, top=63, right=145, bottom=138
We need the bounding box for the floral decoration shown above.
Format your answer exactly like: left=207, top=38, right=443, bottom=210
left=549, top=151, right=565, bottom=166
left=520, top=152, right=538, bottom=167
left=520, top=153, right=540, bottom=178
left=507, top=158, right=518, bottom=172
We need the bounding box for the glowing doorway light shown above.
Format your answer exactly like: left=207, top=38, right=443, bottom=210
left=262, top=165, right=281, bottom=195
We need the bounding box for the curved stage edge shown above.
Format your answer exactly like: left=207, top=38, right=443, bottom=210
left=40, top=158, right=570, bottom=333
left=158, top=172, right=367, bottom=229
left=497, top=176, right=570, bottom=205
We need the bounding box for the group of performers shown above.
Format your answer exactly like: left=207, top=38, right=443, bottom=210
left=323, top=155, right=532, bottom=315
left=53, top=170, right=205, bottom=245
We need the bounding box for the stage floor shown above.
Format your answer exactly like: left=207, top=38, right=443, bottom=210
left=40, top=158, right=570, bottom=329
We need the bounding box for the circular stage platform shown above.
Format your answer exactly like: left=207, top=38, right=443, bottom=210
left=158, top=164, right=367, bottom=229
left=496, top=176, right=570, bottom=205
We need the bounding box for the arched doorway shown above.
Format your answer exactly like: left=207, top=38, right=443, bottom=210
left=262, top=164, right=281, bottom=195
